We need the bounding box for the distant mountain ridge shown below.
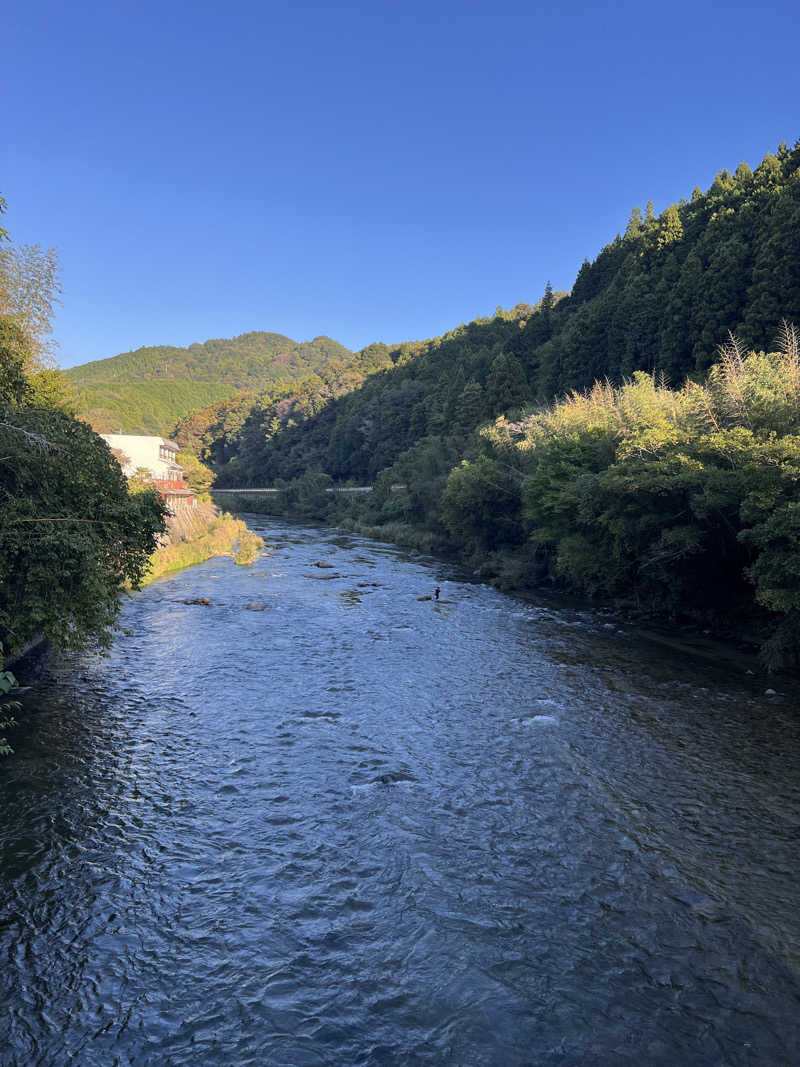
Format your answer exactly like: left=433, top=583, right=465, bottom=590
left=66, top=331, right=353, bottom=434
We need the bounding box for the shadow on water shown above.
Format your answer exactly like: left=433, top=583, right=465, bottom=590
left=1, top=517, right=799, bottom=1066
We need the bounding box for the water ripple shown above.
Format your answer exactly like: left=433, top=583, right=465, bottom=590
left=1, top=519, right=799, bottom=1065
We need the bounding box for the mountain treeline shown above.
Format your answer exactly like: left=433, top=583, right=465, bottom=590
left=206, top=142, right=800, bottom=492
left=68, top=332, right=354, bottom=433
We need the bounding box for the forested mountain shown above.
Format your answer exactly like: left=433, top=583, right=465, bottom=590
left=207, top=141, right=800, bottom=488
left=67, top=331, right=353, bottom=433
left=173, top=340, right=426, bottom=470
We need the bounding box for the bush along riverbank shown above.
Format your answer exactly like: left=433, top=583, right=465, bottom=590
left=224, top=335, right=800, bottom=671
left=142, top=503, right=265, bottom=585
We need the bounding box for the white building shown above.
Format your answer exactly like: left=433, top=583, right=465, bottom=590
left=101, top=434, right=184, bottom=481
left=101, top=434, right=196, bottom=510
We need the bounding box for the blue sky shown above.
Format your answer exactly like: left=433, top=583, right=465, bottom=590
left=4, top=0, right=798, bottom=368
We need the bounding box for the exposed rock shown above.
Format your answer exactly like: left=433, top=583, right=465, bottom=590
left=764, top=688, right=777, bottom=696
left=314, top=561, right=335, bottom=568
left=184, top=597, right=211, bottom=606
left=417, top=595, right=432, bottom=601
left=372, top=771, right=415, bottom=785
left=245, top=602, right=265, bottom=611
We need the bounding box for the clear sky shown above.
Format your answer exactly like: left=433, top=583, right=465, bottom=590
left=4, top=0, right=798, bottom=368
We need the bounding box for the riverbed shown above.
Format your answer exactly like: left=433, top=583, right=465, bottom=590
left=1, top=519, right=799, bottom=1065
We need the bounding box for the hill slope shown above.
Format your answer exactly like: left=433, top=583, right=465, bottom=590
left=67, top=331, right=353, bottom=433
left=208, top=140, right=800, bottom=487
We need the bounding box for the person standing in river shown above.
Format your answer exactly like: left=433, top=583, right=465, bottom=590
left=435, top=586, right=440, bottom=601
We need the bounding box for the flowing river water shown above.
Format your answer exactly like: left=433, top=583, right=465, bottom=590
left=1, top=519, right=799, bottom=1065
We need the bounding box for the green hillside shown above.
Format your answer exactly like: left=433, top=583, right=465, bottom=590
left=69, top=380, right=237, bottom=435
left=67, top=331, right=353, bottom=433
left=212, top=140, right=800, bottom=487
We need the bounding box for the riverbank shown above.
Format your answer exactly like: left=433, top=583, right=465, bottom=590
left=142, top=503, right=265, bottom=585
left=341, top=516, right=784, bottom=680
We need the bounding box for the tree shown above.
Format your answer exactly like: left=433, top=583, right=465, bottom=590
left=442, top=455, right=523, bottom=550
left=625, top=206, right=643, bottom=240
left=0, top=207, right=167, bottom=660
left=0, top=242, right=61, bottom=368
left=485, top=352, right=530, bottom=414
left=0, top=318, right=30, bottom=405
left=177, top=449, right=216, bottom=496
left=0, top=407, right=167, bottom=656
left=454, top=381, right=485, bottom=431
left=0, top=195, right=9, bottom=244
left=657, top=204, right=683, bottom=249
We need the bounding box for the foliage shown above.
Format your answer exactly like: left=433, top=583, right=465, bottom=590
left=0, top=405, right=168, bottom=656
left=26, top=368, right=73, bottom=410
left=441, top=455, right=524, bottom=552
left=457, top=339, right=800, bottom=667
left=233, top=528, right=264, bottom=565
left=255, top=333, right=800, bottom=666
left=72, top=379, right=234, bottom=435
left=68, top=332, right=352, bottom=386
left=127, top=467, right=157, bottom=493
left=0, top=643, right=18, bottom=756
left=0, top=318, right=30, bottom=405
left=176, top=449, right=215, bottom=496
left=179, top=342, right=400, bottom=477
left=142, top=514, right=263, bottom=583
left=0, top=197, right=167, bottom=675
left=0, top=240, right=61, bottom=365
left=206, top=140, right=800, bottom=497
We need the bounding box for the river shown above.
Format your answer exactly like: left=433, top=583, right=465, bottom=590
left=1, top=519, right=799, bottom=1065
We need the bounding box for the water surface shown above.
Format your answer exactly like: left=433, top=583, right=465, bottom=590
left=2, top=520, right=799, bottom=1065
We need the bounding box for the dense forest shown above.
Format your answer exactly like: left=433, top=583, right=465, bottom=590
left=68, top=331, right=354, bottom=433
left=204, top=140, right=800, bottom=666
left=173, top=340, right=424, bottom=469
left=204, top=141, right=800, bottom=490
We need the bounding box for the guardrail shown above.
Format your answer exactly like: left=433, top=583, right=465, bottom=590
left=211, top=485, right=408, bottom=495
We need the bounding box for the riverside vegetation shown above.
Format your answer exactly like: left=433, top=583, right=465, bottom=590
left=0, top=203, right=184, bottom=754
left=142, top=506, right=264, bottom=585
left=204, top=141, right=800, bottom=669
left=0, top=197, right=167, bottom=672
left=0, top=193, right=267, bottom=716
left=214, top=336, right=800, bottom=669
